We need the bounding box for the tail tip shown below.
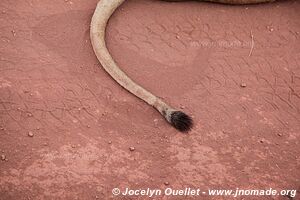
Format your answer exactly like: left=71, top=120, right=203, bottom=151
left=170, top=111, right=193, bottom=132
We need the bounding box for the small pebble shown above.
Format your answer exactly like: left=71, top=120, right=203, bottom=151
left=259, top=140, right=264, bottom=143
left=1, top=154, right=6, bottom=161
left=277, top=133, right=283, bottom=137
left=129, top=147, right=135, bottom=151
left=164, top=182, right=169, bottom=186
left=28, top=131, right=34, bottom=137
left=240, top=83, right=247, bottom=88
left=108, top=141, right=112, bottom=144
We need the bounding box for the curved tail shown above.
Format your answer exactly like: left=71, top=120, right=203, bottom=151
left=90, top=0, right=193, bottom=132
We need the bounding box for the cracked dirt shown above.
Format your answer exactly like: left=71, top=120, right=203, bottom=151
left=0, top=0, right=300, bottom=199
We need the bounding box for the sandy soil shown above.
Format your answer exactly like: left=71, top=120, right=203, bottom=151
left=0, top=0, right=300, bottom=199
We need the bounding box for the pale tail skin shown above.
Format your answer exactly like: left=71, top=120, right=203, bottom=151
left=90, top=0, right=276, bottom=132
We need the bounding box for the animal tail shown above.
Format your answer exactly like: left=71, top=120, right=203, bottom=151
left=90, top=0, right=193, bottom=132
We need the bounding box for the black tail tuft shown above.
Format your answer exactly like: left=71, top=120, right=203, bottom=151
left=170, top=111, right=193, bottom=132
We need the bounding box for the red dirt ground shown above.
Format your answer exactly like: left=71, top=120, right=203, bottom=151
left=0, top=0, right=299, bottom=199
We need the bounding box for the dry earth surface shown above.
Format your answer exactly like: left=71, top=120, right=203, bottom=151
left=0, top=0, right=299, bottom=199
